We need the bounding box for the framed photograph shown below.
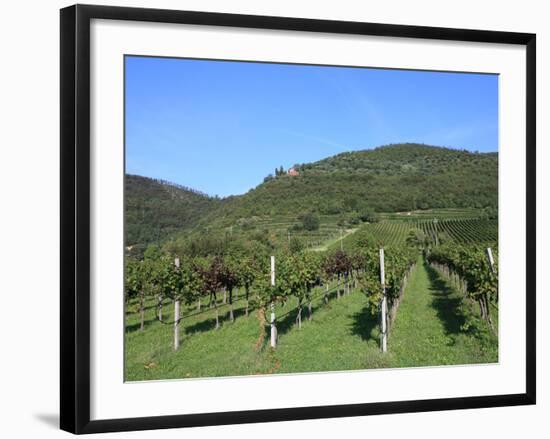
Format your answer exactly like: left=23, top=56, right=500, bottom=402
left=60, top=4, right=536, bottom=434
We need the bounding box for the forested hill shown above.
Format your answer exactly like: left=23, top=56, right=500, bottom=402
left=126, top=144, right=498, bottom=247
left=307, top=143, right=497, bottom=176
left=125, top=174, right=220, bottom=247
left=211, top=143, right=498, bottom=222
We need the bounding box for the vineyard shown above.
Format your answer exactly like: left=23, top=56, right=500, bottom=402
left=378, top=207, right=484, bottom=221
left=125, top=212, right=499, bottom=380
left=120, top=86, right=502, bottom=380
left=181, top=209, right=497, bottom=255
left=221, top=214, right=354, bottom=250
left=335, top=217, right=498, bottom=250
left=417, top=219, right=498, bottom=244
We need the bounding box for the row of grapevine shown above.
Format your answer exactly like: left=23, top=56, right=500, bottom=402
left=378, top=208, right=483, bottom=221
left=426, top=244, right=498, bottom=331
left=342, top=218, right=497, bottom=252
left=417, top=219, right=498, bottom=244
left=125, top=245, right=417, bottom=352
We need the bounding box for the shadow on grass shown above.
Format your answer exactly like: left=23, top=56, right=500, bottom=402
left=129, top=286, right=348, bottom=344
left=424, top=262, right=484, bottom=344
left=125, top=301, right=169, bottom=315
left=349, top=305, right=379, bottom=342
left=274, top=288, right=342, bottom=338
left=126, top=294, right=253, bottom=335
left=125, top=317, right=158, bottom=333
left=183, top=304, right=255, bottom=336
left=184, top=316, right=218, bottom=335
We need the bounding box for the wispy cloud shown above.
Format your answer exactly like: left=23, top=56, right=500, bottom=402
left=423, top=120, right=498, bottom=150
left=278, top=129, right=349, bottom=152
left=326, top=73, right=392, bottom=139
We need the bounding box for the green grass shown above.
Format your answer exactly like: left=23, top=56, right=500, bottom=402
left=125, top=258, right=497, bottom=381
left=387, top=259, right=498, bottom=367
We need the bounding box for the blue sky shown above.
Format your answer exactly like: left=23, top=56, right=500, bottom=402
left=125, top=56, right=498, bottom=197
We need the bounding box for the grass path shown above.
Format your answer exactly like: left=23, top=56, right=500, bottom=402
left=309, top=228, right=358, bottom=252
left=125, top=258, right=497, bottom=381
left=388, top=258, right=498, bottom=367
left=125, top=283, right=390, bottom=381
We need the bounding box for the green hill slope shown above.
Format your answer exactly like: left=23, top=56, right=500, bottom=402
left=208, top=143, right=497, bottom=224
left=125, top=174, right=220, bottom=248
left=126, top=144, right=498, bottom=249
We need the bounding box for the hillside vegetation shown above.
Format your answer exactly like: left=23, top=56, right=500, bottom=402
left=217, top=143, right=497, bottom=221
left=125, top=174, right=220, bottom=249
left=126, top=143, right=498, bottom=250
left=124, top=143, right=499, bottom=380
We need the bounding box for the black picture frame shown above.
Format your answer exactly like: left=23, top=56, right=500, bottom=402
left=60, top=4, right=536, bottom=434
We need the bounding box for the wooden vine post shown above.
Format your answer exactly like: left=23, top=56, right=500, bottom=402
left=157, top=295, right=163, bottom=322
left=270, top=255, right=277, bottom=348
left=174, top=257, right=180, bottom=351
left=486, top=247, right=497, bottom=304
left=486, top=247, right=495, bottom=273
left=379, top=248, right=387, bottom=353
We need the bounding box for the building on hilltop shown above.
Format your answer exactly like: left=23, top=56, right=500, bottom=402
left=287, top=167, right=299, bottom=176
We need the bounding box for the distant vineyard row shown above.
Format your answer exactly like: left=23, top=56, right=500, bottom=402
left=418, top=219, right=498, bottom=244
left=339, top=218, right=498, bottom=249
left=220, top=209, right=494, bottom=250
